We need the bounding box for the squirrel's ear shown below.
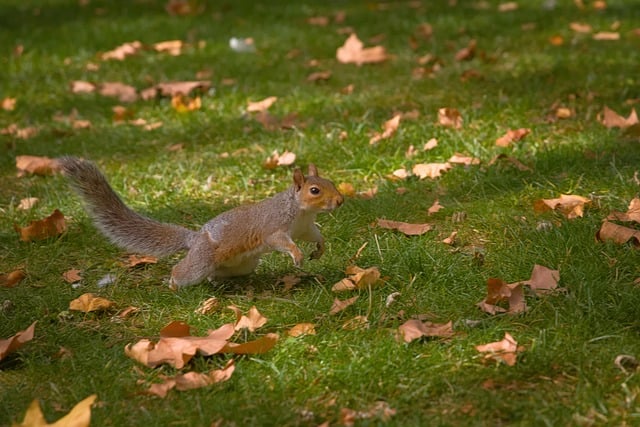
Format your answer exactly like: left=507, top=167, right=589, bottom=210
left=308, top=164, right=318, bottom=177
left=293, top=168, right=305, bottom=190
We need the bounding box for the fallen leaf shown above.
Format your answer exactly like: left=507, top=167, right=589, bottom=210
left=125, top=254, right=158, bottom=267
left=0, top=322, right=36, bottom=361
left=0, top=269, right=25, bottom=288
left=488, top=154, right=532, bottom=171
left=534, top=194, right=590, bottom=219
left=549, top=35, right=564, bottom=46
left=147, top=360, right=235, bottom=398
left=228, top=305, right=268, bottom=332
left=523, top=264, right=559, bottom=295
left=342, top=315, right=369, bottom=330
left=448, top=153, right=480, bottom=165
left=385, top=291, right=401, bottom=307
left=69, top=293, right=115, bottom=312
left=70, top=80, right=96, bottom=94
left=307, top=70, right=332, bottom=82
left=498, top=2, right=518, bottom=11
left=171, top=94, right=201, bottom=112
left=330, top=296, right=359, bottom=315
left=424, top=138, right=438, bottom=150
left=428, top=200, right=444, bottom=215
left=101, top=41, right=142, bottom=60
left=62, top=269, right=82, bottom=284
left=14, top=394, right=96, bottom=427
left=555, top=107, right=573, bottom=119
left=195, top=297, right=219, bottom=315
left=598, top=106, right=638, bottom=129
left=153, top=39, right=183, bottom=55
left=607, top=198, right=640, bottom=223
left=398, top=319, right=454, bottom=343
left=116, top=306, right=139, bottom=319
left=247, top=96, right=278, bottom=113
left=593, top=31, right=620, bottom=41
left=570, top=22, right=593, bottom=33
left=307, top=16, right=329, bottom=26
left=14, top=209, right=67, bottom=242
left=2, top=97, right=16, bottom=111
left=369, top=114, right=401, bottom=145
left=1, top=124, right=38, bottom=139
left=475, top=332, right=519, bottom=366
left=141, top=80, right=211, bottom=99
left=376, top=219, right=433, bottom=236
left=99, top=82, right=138, bottom=102
left=221, top=333, right=279, bottom=355
left=495, top=128, right=531, bottom=147
left=336, top=33, right=388, bottom=65
left=160, top=320, right=191, bottom=338
left=455, top=39, right=476, bottom=61
left=412, top=162, right=452, bottom=179
left=288, top=323, right=316, bottom=337
left=437, top=107, right=463, bottom=129
left=332, top=266, right=382, bottom=292
left=596, top=221, right=640, bottom=246
left=18, top=197, right=39, bottom=210
left=477, top=278, right=526, bottom=315
left=16, top=155, right=59, bottom=176
left=264, top=150, right=296, bottom=169
left=165, top=0, right=203, bottom=15
left=442, top=231, right=458, bottom=245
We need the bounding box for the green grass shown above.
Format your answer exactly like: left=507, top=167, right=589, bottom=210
left=2, top=0, right=640, bottom=425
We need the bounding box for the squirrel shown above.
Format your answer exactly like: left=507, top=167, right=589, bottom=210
left=58, top=156, right=344, bottom=288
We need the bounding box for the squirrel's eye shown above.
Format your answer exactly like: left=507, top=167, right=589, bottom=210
left=309, top=186, right=321, bottom=195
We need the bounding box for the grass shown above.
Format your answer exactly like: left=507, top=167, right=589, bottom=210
left=2, top=0, right=640, bottom=425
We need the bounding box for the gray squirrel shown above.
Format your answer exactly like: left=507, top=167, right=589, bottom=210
left=58, top=157, right=344, bottom=288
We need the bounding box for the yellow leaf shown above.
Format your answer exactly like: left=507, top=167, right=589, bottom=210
left=13, top=394, right=97, bottom=427
left=69, top=293, right=115, bottom=312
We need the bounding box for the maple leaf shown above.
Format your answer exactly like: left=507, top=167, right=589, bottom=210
left=14, top=209, right=67, bottom=242
left=475, top=332, right=520, bottom=366
left=147, top=360, right=235, bottom=398
left=412, top=162, right=452, bottom=179
left=62, top=269, right=82, bottom=284
left=437, top=107, right=463, bottom=129
left=228, top=305, right=268, bottom=332
left=495, top=128, right=531, bottom=147
left=369, top=114, right=401, bottom=145
left=398, top=319, right=454, bottom=343
left=14, top=394, right=96, bottom=427
left=125, top=254, right=158, bottom=268
left=99, top=82, right=138, bottom=102
left=534, top=194, right=590, bottom=219
left=247, top=96, right=278, bottom=113
left=607, top=198, right=640, bottom=223
left=330, top=296, right=359, bottom=315
left=264, top=150, right=296, bottom=169
left=288, top=323, right=316, bottom=337
left=1, top=269, right=26, bottom=288
left=596, top=221, right=640, bottom=246
left=523, top=264, right=559, bottom=295
left=376, top=219, right=433, bottom=236
left=455, top=39, right=476, bottom=61
left=332, top=266, right=383, bottom=292
left=336, top=33, right=388, bottom=66
left=101, top=41, right=142, bottom=60
left=598, top=106, right=639, bottom=128
left=171, top=94, right=201, bottom=112
left=16, top=155, right=59, bottom=176
left=160, top=320, right=191, bottom=337
left=488, top=154, right=532, bottom=172
left=442, top=231, right=457, bottom=245
left=477, top=278, right=526, bottom=315
left=448, top=153, right=480, bottom=166
left=69, top=294, right=115, bottom=313
left=0, top=321, right=36, bottom=361
left=221, top=333, right=279, bottom=355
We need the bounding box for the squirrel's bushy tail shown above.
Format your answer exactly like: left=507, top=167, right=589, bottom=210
left=58, top=156, right=195, bottom=257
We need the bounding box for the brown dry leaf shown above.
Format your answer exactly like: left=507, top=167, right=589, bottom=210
left=276, top=274, right=302, bottom=292
left=16, top=155, right=59, bottom=176
left=307, top=70, right=332, bottom=82
left=254, top=111, right=302, bottom=131
left=228, top=305, right=268, bottom=332
left=424, top=138, right=438, bottom=150
left=0, top=269, right=25, bottom=288
left=336, top=33, right=388, bottom=65
left=549, top=35, right=564, bottom=46
left=342, top=315, right=369, bottom=330
left=596, top=221, right=640, bottom=246
left=195, top=297, right=219, bottom=315
left=147, top=360, right=235, bottom=398
left=330, top=296, right=359, bottom=315
left=1, top=322, right=36, bottom=360
left=14, top=394, right=97, bottom=427
left=99, top=82, right=138, bottom=102
left=153, top=40, right=183, bottom=55
left=593, top=31, right=620, bottom=41
left=369, top=114, right=401, bottom=145
left=555, top=107, right=573, bottom=119
left=14, top=209, right=67, bottom=242
left=607, top=198, right=640, bottom=223
left=264, top=150, right=296, bottom=169
left=475, top=332, right=519, bottom=366
left=398, top=319, right=454, bottom=343
left=570, top=22, right=593, bottom=33
left=428, top=200, right=444, bottom=215
left=477, top=278, right=526, bottom=315
left=495, top=128, right=531, bottom=147
left=171, top=94, right=201, bottom=112
left=141, top=81, right=211, bottom=100
left=455, top=39, right=476, bottom=61
left=101, top=41, right=142, bottom=60
left=437, top=108, right=463, bottom=129
left=247, top=96, right=278, bottom=113
left=1, top=124, right=38, bottom=140
left=160, top=320, right=191, bottom=338
left=498, top=2, right=518, bottom=11
left=116, top=306, right=139, bottom=319
left=331, top=266, right=383, bottom=292
left=448, top=153, right=480, bottom=165
left=62, top=269, right=82, bottom=284
left=524, top=264, right=559, bottom=295
left=534, top=194, right=591, bottom=219
left=376, top=219, right=433, bottom=236
left=442, top=231, right=458, bottom=245
left=18, top=197, right=39, bottom=210
left=69, top=293, right=115, bottom=312
left=165, top=0, right=203, bottom=15
left=125, top=254, right=158, bottom=268
left=307, top=16, right=329, bottom=26
left=288, top=323, right=316, bottom=337
left=70, top=80, right=96, bottom=94
left=2, top=97, right=16, bottom=111
left=598, top=106, right=639, bottom=129
left=221, top=333, right=279, bottom=355
left=488, top=154, right=532, bottom=172
left=412, top=162, right=452, bottom=179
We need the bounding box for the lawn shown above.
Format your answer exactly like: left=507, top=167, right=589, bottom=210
left=2, top=0, right=640, bottom=425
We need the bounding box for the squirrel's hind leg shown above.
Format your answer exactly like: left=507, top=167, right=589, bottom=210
left=169, top=232, right=217, bottom=288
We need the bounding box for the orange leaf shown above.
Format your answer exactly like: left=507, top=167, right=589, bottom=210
left=99, top=82, right=138, bottom=102
left=376, top=219, right=433, bottom=236
left=534, top=194, right=590, bottom=219
left=477, top=278, right=526, bottom=315
left=307, top=70, right=332, bottom=82
left=369, top=114, right=401, bottom=145
left=148, top=359, right=235, bottom=398
left=153, top=39, right=183, bottom=55
left=69, top=293, right=115, bottom=312
left=596, top=221, right=640, bottom=246
left=437, top=107, right=463, bottom=129
left=336, top=33, right=388, bottom=65
left=70, top=80, right=96, bottom=94
left=18, top=197, right=39, bottom=210
left=247, top=96, right=278, bottom=113
left=428, top=200, right=444, bottom=215
left=0, top=321, right=36, bottom=361
left=62, top=269, right=82, bottom=284
left=448, top=153, right=480, bottom=165
left=495, top=128, right=531, bottom=147
left=101, top=41, right=142, bottom=60
left=160, top=320, right=191, bottom=337
left=330, top=296, right=359, bottom=315
left=599, top=106, right=639, bottom=129
left=171, top=94, right=201, bottom=112
left=607, top=198, right=640, bottom=223
left=412, top=162, right=452, bottom=179
left=0, top=269, right=25, bottom=288
left=398, top=319, right=454, bottom=343
left=125, top=254, right=158, bottom=267
left=16, top=155, right=60, bottom=176
left=15, top=394, right=97, bottom=427
left=288, top=323, right=316, bottom=337
left=523, top=264, right=559, bottom=295
left=228, top=305, right=268, bottom=332
left=2, top=97, right=16, bottom=111
left=14, top=209, right=67, bottom=242
left=454, top=39, right=476, bottom=61
left=264, top=150, right=296, bottom=169
left=475, top=332, right=519, bottom=366
left=221, top=333, right=279, bottom=354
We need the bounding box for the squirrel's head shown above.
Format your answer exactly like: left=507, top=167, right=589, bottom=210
left=293, top=164, right=344, bottom=212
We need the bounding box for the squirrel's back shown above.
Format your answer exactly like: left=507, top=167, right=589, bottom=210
left=58, top=156, right=195, bottom=257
